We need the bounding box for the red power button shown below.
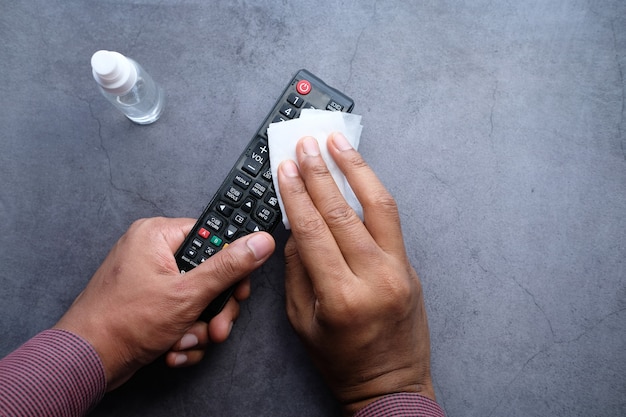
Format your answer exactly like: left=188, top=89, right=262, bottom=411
left=296, top=79, right=311, bottom=95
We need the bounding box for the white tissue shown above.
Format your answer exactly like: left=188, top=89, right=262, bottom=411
left=267, top=109, right=363, bottom=229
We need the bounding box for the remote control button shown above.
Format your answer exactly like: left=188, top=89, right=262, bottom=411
left=254, top=140, right=269, bottom=160
left=279, top=103, right=297, bottom=119
left=224, top=185, right=244, bottom=203
left=233, top=212, right=247, bottom=226
left=206, top=214, right=224, bottom=232
left=242, top=197, right=255, bottom=213
left=216, top=202, right=234, bottom=217
left=204, top=247, right=217, bottom=257
left=210, top=235, right=223, bottom=247
left=185, top=248, right=197, bottom=258
left=265, top=194, right=279, bottom=208
left=287, top=92, right=304, bottom=108
left=198, top=228, right=210, bottom=239
left=326, top=100, right=344, bottom=112
left=255, top=205, right=273, bottom=224
left=272, top=114, right=288, bottom=123
left=246, top=220, right=263, bottom=233
left=192, top=238, right=203, bottom=249
left=234, top=173, right=252, bottom=189
left=242, top=140, right=269, bottom=176
left=225, top=225, right=238, bottom=240
left=296, top=79, right=311, bottom=95
left=262, top=167, right=272, bottom=181
left=250, top=182, right=267, bottom=199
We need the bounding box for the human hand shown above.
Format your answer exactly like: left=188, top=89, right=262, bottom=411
left=54, top=217, right=275, bottom=390
left=277, top=134, right=435, bottom=415
left=164, top=275, right=252, bottom=368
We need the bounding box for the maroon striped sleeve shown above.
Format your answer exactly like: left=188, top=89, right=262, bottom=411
left=0, top=329, right=106, bottom=417
left=354, top=393, right=446, bottom=417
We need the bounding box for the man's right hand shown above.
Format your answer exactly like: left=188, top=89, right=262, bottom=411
left=277, top=133, right=435, bottom=415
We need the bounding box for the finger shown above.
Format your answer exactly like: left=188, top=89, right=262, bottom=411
left=166, top=322, right=208, bottom=366
left=183, top=232, right=275, bottom=307
left=169, top=321, right=209, bottom=352
left=207, top=297, right=239, bottom=343
left=283, top=236, right=314, bottom=330
left=328, top=133, right=407, bottom=257
left=165, top=349, right=205, bottom=368
left=165, top=295, right=241, bottom=368
left=294, top=136, right=381, bottom=269
left=233, top=276, right=251, bottom=301
left=277, top=159, right=352, bottom=297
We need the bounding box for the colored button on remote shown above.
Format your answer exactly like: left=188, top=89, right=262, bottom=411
left=296, top=79, right=311, bottom=95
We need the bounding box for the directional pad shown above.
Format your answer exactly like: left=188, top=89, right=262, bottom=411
left=225, top=224, right=238, bottom=240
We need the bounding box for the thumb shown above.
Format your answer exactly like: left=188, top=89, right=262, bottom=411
left=183, top=232, right=275, bottom=306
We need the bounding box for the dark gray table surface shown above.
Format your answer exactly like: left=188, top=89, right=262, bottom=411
left=1, top=1, right=625, bottom=416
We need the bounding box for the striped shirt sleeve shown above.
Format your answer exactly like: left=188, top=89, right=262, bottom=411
left=354, top=393, right=446, bottom=417
left=0, top=329, right=106, bottom=417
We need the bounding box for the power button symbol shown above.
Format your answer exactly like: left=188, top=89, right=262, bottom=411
left=296, top=79, right=311, bottom=95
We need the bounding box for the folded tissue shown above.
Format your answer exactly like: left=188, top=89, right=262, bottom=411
left=267, top=109, right=363, bottom=229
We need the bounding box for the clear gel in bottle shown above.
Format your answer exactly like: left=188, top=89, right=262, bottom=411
left=91, top=50, right=165, bottom=125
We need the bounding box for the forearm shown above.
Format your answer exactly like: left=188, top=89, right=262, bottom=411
left=354, top=393, right=445, bottom=417
left=0, top=329, right=106, bottom=417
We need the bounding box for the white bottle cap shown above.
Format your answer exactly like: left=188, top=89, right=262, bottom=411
left=91, top=50, right=137, bottom=95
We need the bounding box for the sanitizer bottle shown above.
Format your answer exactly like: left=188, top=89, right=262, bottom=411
left=91, top=50, right=165, bottom=125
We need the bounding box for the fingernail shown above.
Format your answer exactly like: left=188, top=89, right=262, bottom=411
left=179, top=333, right=199, bottom=350
left=332, top=132, right=352, bottom=151
left=246, top=233, right=274, bottom=260
left=280, top=160, right=300, bottom=178
left=302, top=136, right=320, bottom=156
left=174, top=353, right=188, bottom=366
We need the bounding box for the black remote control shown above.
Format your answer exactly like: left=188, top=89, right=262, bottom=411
left=175, top=69, right=355, bottom=320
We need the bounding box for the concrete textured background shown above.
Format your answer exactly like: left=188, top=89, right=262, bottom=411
left=1, top=1, right=625, bottom=416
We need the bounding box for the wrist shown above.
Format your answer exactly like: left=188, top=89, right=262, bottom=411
left=338, top=374, right=436, bottom=416
left=54, top=312, right=136, bottom=391
left=350, top=392, right=444, bottom=417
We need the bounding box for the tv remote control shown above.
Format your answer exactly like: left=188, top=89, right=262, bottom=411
left=175, top=69, right=355, bottom=320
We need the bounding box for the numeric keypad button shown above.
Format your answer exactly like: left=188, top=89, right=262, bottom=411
left=287, top=92, right=304, bottom=108
left=279, top=103, right=297, bottom=119
left=272, top=115, right=288, bottom=123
